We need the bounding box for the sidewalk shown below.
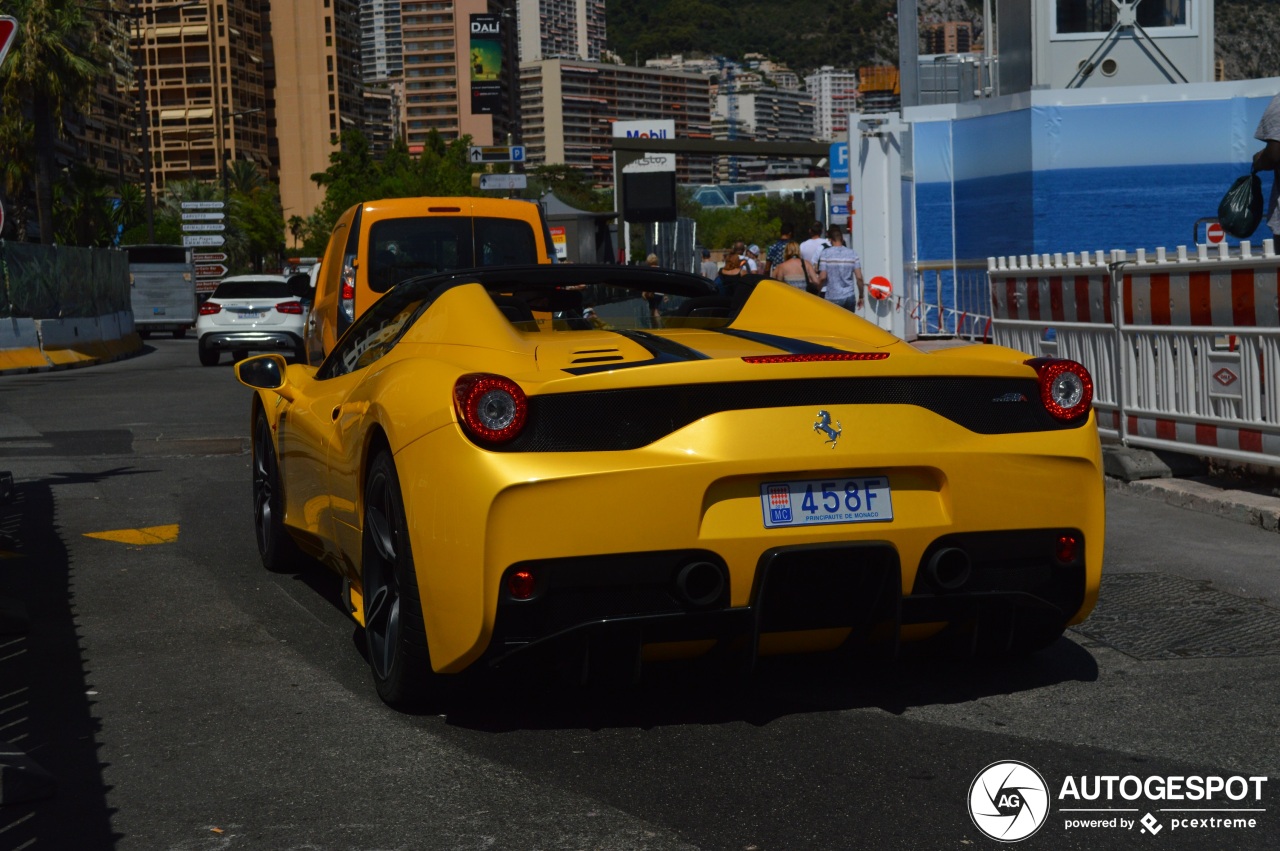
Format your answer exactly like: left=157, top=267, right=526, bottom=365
left=1103, top=444, right=1280, bottom=534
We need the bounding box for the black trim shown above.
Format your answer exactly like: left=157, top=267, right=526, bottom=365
left=562, top=330, right=711, bottom=375
left=494, top=376, right=1086, bottom=452
left=714, top=327, right=850, bottom=355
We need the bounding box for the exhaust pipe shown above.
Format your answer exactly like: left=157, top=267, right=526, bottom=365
left=926, top=547, right=972, bottom=592
left=674, top=561, right=725, bottom=608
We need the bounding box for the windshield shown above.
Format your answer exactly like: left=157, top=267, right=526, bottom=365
left=213, top=279, right=293, bottom=299
left=367, top=216, right=540, bottom=293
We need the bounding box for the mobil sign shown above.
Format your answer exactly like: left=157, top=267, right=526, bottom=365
left=612, top=119, right=675, bottom=140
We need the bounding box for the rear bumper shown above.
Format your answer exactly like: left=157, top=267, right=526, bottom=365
left=199, top=330, right=302, bottom=351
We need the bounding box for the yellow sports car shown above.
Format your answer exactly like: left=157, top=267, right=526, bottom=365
left=236, top=265, right=1103, bottom=707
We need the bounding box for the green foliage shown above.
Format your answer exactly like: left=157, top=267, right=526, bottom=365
left=689, top=193, right=816, bottom=252
left=606, top=0, right=901, bottom=74
left=521, top=164, right=614, bottom=212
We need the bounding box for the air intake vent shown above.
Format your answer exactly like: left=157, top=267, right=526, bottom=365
left=570, top=348, right=624, bottom=365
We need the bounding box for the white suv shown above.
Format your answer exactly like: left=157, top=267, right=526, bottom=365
left=196, top=275, right=307, bottom=366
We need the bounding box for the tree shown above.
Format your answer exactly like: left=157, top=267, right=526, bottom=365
left=287, top=215, right=306, bottom=251
left=0, top=0, right=112, bottom=243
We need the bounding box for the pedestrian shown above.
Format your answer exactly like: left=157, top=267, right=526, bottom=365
left=1252, top=92, right=1280, bottom=236
left=769, top=241, right=813, bottom=292
left=799, top=221, right=830, bottom=270
left=763, top=225, right=793, bottom=276
left=699, top=248, right=719, bottom=280
left=814, top=224, right=865, bottom=312
left=716, top=252, right=746, bottom=297
left=745, top=244, right=761, bottom=273
left=645, top=253, right=660, bottom=268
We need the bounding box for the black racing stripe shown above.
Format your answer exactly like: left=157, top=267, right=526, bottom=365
left=713, top=327, right=849, bottom=354
left=562, top=330, right=710, bottom=375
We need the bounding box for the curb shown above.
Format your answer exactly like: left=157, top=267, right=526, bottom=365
left=1106, top=475, right=1280, bottom=534
left=0, top=311, right=143, bottom=377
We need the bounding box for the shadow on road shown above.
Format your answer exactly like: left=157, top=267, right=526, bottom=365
left=0, top=480, right=119, bottom=848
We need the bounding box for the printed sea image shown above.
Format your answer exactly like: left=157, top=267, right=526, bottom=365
left=912, top=162, right=1275, bottom=332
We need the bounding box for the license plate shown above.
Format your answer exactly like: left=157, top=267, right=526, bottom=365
left=237, top=310, right=263, bottom=319
left=760, top=476, right=893, bottom=528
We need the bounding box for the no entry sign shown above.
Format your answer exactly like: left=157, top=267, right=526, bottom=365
left=0, top=17, right=17, bottom=68
left=1206, top=222, right=1225, bottom=244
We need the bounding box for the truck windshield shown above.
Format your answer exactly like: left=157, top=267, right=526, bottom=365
left=366, top=216, right=540, bottom=293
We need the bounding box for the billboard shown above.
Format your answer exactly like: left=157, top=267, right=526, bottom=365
left=470, top=14, right=503, bottom=115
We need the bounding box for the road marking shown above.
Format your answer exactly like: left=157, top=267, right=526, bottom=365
left=83, top=524, right=179, bottom=545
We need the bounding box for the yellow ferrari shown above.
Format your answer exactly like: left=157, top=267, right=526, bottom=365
left=236, top=265, right=1104, bottom=707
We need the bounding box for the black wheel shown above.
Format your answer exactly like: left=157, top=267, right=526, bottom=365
left=252, top=411, right=304, bottom=571
left=172, top=327, right=187, bottom=339
left=294, top=344, right=307, bottom=364
left=233, top=349, right=249, bottom=362
left=362, top=450, right=439, bottom=709
left=139, top=329, right=152, bottom=340
left=198, top=344, right=219, bottom=366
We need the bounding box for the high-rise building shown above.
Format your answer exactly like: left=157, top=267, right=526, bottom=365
left=924, top=21, right=973, bottom=55
left=805, top=67, right=860, bottom=142
left=362, top=0, right=404, bottom=82
left=270, top=0, right=364, bottom=222
left=519, top=58, right=713, bottom=187
left=517, top=0, right=606, bottom=62
left=78, top=11, right=141, bottom=184
left=712, top=85, right=815, bottom=181
left=400, top=0, right=515, bottom=150
left=130, top=0, right=271, bottom=194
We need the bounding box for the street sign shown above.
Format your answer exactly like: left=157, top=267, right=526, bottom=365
left=181, top=200, right=225, bottom=210
left=182, top=223, right=225, bottom=232
left=0, top=199, right=5, bottom=237
left=622, top=153, right=676, bottom=174
left=0, top=17, right=17, bottom=69
left=830, top=204, right=849, bottom=216
left=192, top=252, right=227, bottom=264
left=1207, top=222, right=1225, bottom=244
left=183, top=234, right=225, bottom=247
left=194, top=264, right=228, bottom=278
left=182, top=211, right=225, bottom=221
left=478, top=173, right=528, bottom=191
left=829, top=142, right=849, bottom=183
left=469, top=145, right=524, bottom=163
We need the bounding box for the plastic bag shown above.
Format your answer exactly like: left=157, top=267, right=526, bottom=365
left=1218, top=173, right=1264, bottom=238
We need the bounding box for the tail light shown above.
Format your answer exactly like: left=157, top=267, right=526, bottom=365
left=454, top=374, right=528, bottom=445
left=275, top=300, right=304, bottom=314
left=507, top=569, right=536, bottom=600
left=1054, top=534, right=1080, bottom=564
left=742, top=352, right=889, bottom=364
left=339, top=259, right=356, bottom=328
left=1026, top=358, right=1094, bottom=422
left=199, top=302, right=222, bottom=315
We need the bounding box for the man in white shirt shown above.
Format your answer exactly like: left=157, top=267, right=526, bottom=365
left=798, top=221, right=830, bottom=270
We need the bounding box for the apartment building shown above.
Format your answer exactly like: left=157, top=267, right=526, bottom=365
left=519, top=58, right=713, bottom=187
left=75, top=13, right=140, bottom=184
left=805, top=66, right=860, bottom=142
left=271, top=0, right=363, bottom=221
left=362, top=0, right=404, bottom=82
left=400, top=0, right=515, bottom=151
left=517, top=0, right=606, bottom=62
left=130, top=1, right=271, bottom=193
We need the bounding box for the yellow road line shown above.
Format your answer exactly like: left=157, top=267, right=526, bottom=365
left=83, top=524, right=180, bottom=545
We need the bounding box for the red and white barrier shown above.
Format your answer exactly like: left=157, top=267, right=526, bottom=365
left=988, top=243, right=1280, bottom=467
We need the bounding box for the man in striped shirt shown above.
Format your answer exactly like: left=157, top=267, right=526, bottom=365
left=814, top=224, right=865, bottom=311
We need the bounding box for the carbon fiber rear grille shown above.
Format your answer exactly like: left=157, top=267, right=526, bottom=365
left=496, top=377, right=1082, bottom=452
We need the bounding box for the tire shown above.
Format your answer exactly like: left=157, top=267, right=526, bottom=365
left=232, top=349, right=249, bottom=362
left=252, top=410, right=304, bottom=572
left=362, top=450, right=440, bottom=709
left=198, top=344, right=219, bottom=366
left=172, top=327, right=187, bottom=339
left=139, top=329, right=152, bottom=340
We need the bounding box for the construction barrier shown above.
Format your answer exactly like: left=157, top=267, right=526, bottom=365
left=989, top=242, right=1280, bottom=467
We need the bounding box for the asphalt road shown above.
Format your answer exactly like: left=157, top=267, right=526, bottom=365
left=0, top=340, right=1277, bottom=851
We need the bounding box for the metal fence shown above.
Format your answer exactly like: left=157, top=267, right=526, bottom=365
left=989, top=243, right=1280, bottom=466
left=908, top=259, right=992, bottom=338
left=0, top=241, right=131, bottom=318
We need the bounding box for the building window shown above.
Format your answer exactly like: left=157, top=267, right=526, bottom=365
left=1055, top=0, right=1187, bottom=35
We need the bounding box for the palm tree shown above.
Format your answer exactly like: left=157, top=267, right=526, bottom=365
left=287, top=214, right=306, bottom=251
left=0, top=0, right=110, bottom=243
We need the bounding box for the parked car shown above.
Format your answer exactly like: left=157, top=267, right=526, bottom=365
left=196, top=274, right=308, bottom=366
left=236, top=265, right=1104, bottom=709
left=304, top=196, right=555, bottom=364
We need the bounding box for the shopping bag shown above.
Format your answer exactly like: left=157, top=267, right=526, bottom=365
left=1217, top=173, right=1264, bottom=238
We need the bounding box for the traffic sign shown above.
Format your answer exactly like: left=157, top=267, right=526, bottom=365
left=469, top=145, right=524, bottom=163
left=182, top=211, right=225, bottom=221
left=181, top=200, right=225, bottom=210
left=830, top=204, right=849, bottom=216
left=0, top=199, right=5, bottom=236
left=195, top=264, right=228, bottom=278
left=183, top=234, right=225, bottom=247
left=1207, top=222, right=1225, bottom=244
left=829, top=142, right=850, bottom=182
left=0, top=17, right=17, bottom=69
left=192, top=252, right=227, bottom=263
left=479, top=173, right=528, bottom=191
left=182, top=223, right=225, bottom=232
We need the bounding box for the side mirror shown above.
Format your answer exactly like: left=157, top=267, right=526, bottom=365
left=235, top=354, right=289, bottom=393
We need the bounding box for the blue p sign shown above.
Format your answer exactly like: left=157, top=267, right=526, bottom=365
left=829, top=142, right=849, bottom=182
